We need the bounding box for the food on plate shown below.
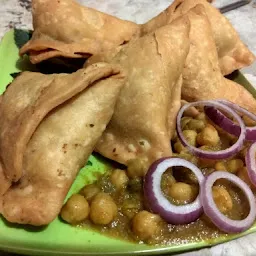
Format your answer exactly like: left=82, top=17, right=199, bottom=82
left=0, top=0, right=256, bottom=249
left=86, top=16, right=190, bottom=166
left=141, top=0, right=255, bottom=75
left=19, top=0, right=255, bottom=76
left=178, top=5, right=256, bottom=113
left=19, top=0, right=140, bottom=64
left=0, top=164, right=10, bottom=199
left=60, top=101, right=256, bottom=243
left=0, top=63, right=125, bottom=225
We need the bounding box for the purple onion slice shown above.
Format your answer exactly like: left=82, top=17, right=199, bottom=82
left=177, top=100, right=246, bottom=159
left=144, top=157, right=204, bottom=224
left=205, top=99, right=256, bottom=141
left=200, top=171, right=256, bottom=233
left=245, top=141, right=256, bottom=187
left=204, top=106, right=240, bottom=136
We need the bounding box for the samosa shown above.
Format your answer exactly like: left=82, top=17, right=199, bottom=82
left=0, top=63, right=125, bottom=225
left=141, top=0, right=255, bottom=75
left=86, top=16, right=190, bottom=166
left=180, top=5, right=256, bottom=113
left=19, top=0, right=140, bottom=64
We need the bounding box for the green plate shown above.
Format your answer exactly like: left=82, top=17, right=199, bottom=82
left=0, top=29, right=256, bottom=256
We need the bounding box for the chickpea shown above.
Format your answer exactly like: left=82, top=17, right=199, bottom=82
left=181, top=100, right=200, bottom=117
left=195, top=112, right=207, bottom=123
left=90, top=192, right=117, bottom=225
left=183, top=107, right=200, bottom=118
left=127, top=158, right=148, bottom=178
left=132, top=211, right=161, bottom=241
left=61, top=194, right=90, bottom=224
left=183, top=130, right=197, bottom=147
left=110, top=169, right=129, bottom=190
left=173, top=140, right=186, bottom=153
left=215, top=161, right=227, bottom=171
left=196, top=124, right=220, bottom=147
left=80, top=184, right=100, bottom=202
left=181, top=117, right=192, bottom=130
left=162, top=172, right=176, bottom=194
left=187, top=119, right=205, bottom=132
left=238, top=167, right=254, bottom=189
left=227, top=159, right=244, bottom=174
left=212, top=186, right=233, bottom=214
left=168, top=182, right=198, bottom=203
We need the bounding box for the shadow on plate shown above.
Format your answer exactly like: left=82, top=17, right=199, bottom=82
left=0, top=216, right=47, bottom=233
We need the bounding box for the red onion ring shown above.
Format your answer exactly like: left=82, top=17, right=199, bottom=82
left=245, top=142, right=256, bottom=187
left=177, top=100, right=246, bottom=159
left=144, top=157, right=204, bottom=224
left=200, top=171, right=256, bottom=233
left=204, top=106, right=240, bottom=137
left=205, top=100, right=256, bottom=141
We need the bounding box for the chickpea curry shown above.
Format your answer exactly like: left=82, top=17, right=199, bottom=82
left=60, top=104, right=255, bottom=245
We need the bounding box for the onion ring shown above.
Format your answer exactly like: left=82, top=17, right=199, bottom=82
left=205, top=100, right=256, bottom=141
left=245, top=141, right=256, bottom=187
left=200, top=171, right=256, bottom=233
left=177, top=100, right=246, bottom=159
left=144, top=157, right=204, bottom=224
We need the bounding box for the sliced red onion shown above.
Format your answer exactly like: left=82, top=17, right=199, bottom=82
left=205, top=99, right=256, bottom=141
left=144, top=157, right=204, bottom=224
left=200, top=171, right=256, bottom=233
left=177, top=100, right=246, bottom=159
left=204, top=106, right=240, bottom=136
left=245, top=142, right=256, bottom=187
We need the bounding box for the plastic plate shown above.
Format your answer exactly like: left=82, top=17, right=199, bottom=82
left=0, top=30, right=256, bottom=256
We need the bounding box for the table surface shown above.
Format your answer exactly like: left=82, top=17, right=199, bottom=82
left=0, top=0, right=256, bottom=255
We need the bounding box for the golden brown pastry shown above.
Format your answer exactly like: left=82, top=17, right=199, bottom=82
left=0, top=63, right=125, bottom=225
left=19, top=0, right=140, bottom=64
left=169, top=77, right=183, bottom=137
left=0, top=164, right=10, bottom=197
left=180, top=5, right=256, bottom=113
left=141, top=0, right=255, bottom=75
left=86, top=16, right=190, bottom=166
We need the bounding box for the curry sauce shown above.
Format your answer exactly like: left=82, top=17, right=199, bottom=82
left=61, top=110, right=253, bottom=245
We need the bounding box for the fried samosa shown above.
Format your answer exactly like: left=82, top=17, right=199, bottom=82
left=180, top=5, right=256, bottom=113
left=0, top=63, right=125, bottom=225
left=141, top=0, right=255, bottom=75
left=19, top=0, right=140, bottom=64
left=0, top=164, right=10, bottom=197
left=86, top=16, right=190, bottom=166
